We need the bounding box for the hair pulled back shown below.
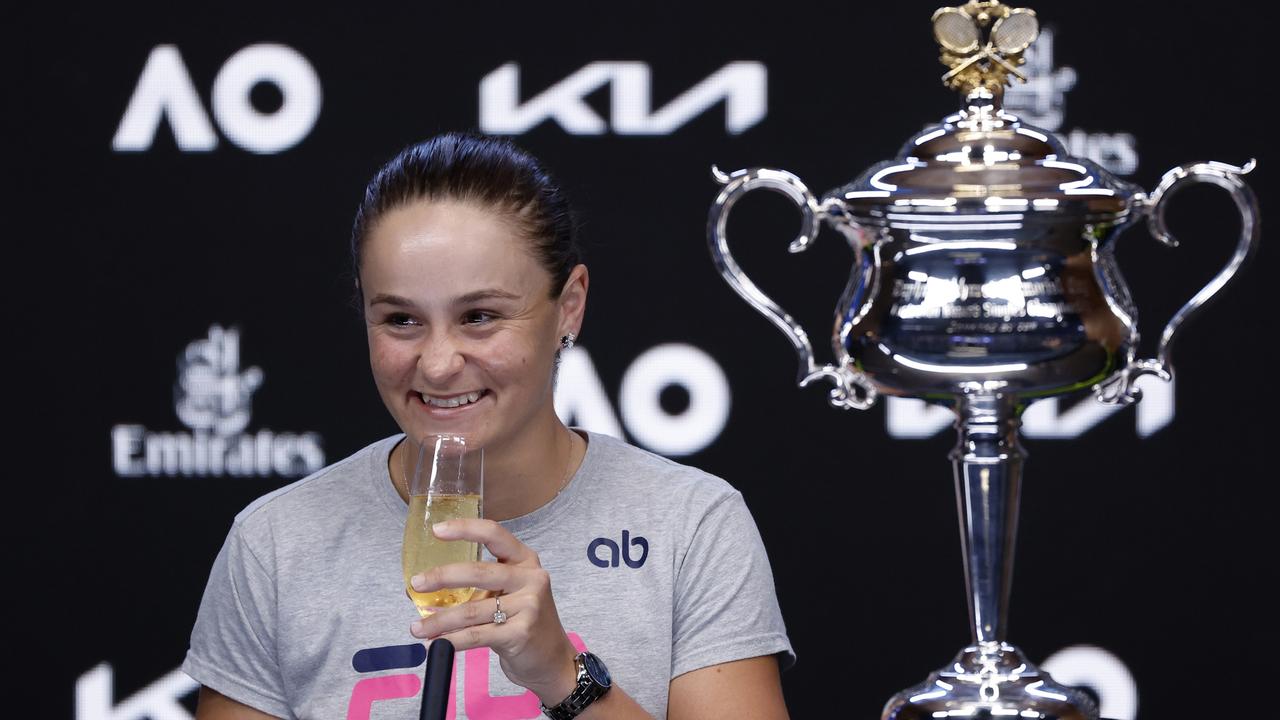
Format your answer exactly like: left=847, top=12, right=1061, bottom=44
left=351, top=132, right=580, bottom=298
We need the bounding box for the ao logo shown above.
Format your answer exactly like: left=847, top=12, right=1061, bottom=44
left=74, top=644, right=1139, bottom=720
left=113, top=44, right=321, bottom=154
left=480, top=61, right=767, bottom=135
left=887, top=375, right=1174, bottom=439
left=555, top=343, right=731, bottom=456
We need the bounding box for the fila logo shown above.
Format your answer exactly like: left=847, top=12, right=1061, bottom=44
left=113, top=44, right=321, bottom=154
left=588, top=530, right=649, bottom=569
left=479, top=61, right=767, bottom=136
left=74, top=635, right=588, bottom=720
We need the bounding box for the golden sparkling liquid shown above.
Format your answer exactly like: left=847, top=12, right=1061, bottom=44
left=402, top=493, right=481, bottom=617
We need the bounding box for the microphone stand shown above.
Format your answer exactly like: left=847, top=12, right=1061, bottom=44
left=418, top=639, right=455, bottom=720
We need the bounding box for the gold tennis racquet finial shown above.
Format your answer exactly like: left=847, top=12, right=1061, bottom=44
left=933, top=1, right=1039, bottom=100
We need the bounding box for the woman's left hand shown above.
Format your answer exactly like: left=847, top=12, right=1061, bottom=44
left=409, top=518, right=579, bottom=704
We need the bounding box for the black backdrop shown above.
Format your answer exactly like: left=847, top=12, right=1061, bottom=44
left=11, top=1, right=1273, bottom=718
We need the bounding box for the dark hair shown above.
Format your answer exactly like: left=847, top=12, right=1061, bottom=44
left=350, top=132, right=580, bottom=299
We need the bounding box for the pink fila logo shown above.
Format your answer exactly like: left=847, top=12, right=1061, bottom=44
left=346, top=674, right=425, bottom=719
left=346, top=633, right=587, bottom=720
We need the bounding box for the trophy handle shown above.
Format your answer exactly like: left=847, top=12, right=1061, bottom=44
left=1096, top=159, right=1260, bottom=404
left=707, top=165, right=877, bottom=410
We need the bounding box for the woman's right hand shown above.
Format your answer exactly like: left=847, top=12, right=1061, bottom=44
left=408, top=518, right=581, bottom=706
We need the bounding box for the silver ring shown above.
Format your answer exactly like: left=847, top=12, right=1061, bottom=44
left=492, top=595, right=508, bottom=625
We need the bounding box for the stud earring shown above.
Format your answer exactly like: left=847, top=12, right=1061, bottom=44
left=560, top=333, right=576, bottom=350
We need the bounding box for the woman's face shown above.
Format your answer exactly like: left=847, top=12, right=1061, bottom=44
left=359, top=199, right=585, bottom=455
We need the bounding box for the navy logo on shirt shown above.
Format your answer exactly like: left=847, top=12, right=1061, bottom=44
left=588, top=530, right=648, bottom=568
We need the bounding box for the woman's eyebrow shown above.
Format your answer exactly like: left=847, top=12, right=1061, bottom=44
left=368, top=293, right=414, bottom=307
left=455, top=289, right=521, bottom=304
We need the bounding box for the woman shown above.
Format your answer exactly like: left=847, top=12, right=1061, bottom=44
left=183, top=133, right=793, bottom=719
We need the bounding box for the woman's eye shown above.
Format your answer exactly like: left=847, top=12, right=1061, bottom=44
left=386, top=313, right=419, bottom=327
left=463, top=310, right=496, bottom=325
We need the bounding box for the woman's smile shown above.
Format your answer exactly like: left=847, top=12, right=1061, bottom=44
left=419, top=389, right=486, bottom=409
left=414, top=388, right=493, bottom=417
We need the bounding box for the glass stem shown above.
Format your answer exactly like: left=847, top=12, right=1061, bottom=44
left=950, top=392, right=1025, bottom=647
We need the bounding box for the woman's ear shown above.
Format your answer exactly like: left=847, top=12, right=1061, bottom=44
left=557, top=264, right=589, bottom=338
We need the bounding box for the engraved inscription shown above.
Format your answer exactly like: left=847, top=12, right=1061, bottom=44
left=879, top=252, right=1087, bottom=362
left=890, top=276, right=1072, bottom=323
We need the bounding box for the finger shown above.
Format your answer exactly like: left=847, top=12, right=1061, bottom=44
left=412, top=595, right=517, bottom=639
left=432, top=519, right=538, bottom=565
left=426, top=622, right=508, bottom=653
left=411, top=562, right=543, bottom=596
left=410, top=561, right=513, bottom=594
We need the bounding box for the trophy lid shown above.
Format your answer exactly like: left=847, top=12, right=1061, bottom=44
left=833, top=1, right=1138, bottom=221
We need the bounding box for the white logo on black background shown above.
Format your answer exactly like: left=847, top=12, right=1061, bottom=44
left=480, top=61, right=767, bottom=135
left=173, top=325, right=263, bottom=436
left=1004, top=28, right=1137, bottom=175
left=554, top=344, right=731, bottom=457
left=113, top=44, right=321, bottom=154
left=111, top=325, right=324, bottom=477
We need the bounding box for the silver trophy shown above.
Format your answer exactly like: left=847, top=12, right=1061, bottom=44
left=707, top=2, right=1259, bottom=719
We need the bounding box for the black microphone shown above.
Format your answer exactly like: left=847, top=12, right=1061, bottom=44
left=419, top=639, right=455, bottom=720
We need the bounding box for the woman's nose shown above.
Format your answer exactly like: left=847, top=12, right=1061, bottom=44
left=417, top=334, right=465, bottom=381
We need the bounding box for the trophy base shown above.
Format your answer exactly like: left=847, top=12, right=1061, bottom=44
left=882, top=642, right=1098, bottom=720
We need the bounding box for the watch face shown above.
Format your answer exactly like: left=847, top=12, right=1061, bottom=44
left=581, top=652, right=612, bottom=688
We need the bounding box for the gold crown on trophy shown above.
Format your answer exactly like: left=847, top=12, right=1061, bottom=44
left=933, top=0, right=1040, bottom=98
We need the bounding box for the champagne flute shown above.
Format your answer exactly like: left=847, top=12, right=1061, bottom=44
left=402, top=434, right=484, bottom=617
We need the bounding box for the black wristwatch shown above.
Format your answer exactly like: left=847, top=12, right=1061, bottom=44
left=540, top=652, right=612, bottom=720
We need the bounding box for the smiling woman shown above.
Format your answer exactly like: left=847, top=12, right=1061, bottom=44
left=181, top=133, right=794, bottom=720
left=360, top=198, right=579, bottom=500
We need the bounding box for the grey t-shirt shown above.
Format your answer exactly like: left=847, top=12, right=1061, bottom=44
left=182, top=431, right=793, bottom=719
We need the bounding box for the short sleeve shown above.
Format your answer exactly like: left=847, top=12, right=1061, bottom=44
left=181, top=522, right=294, bottom=719
left=670, top=491, right=794, bottom=678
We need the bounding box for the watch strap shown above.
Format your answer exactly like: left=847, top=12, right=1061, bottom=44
left=540, top=653, right=610, bottom=720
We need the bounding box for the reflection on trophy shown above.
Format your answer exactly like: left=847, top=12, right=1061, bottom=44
left=707, top=2, right=1259, bottom=718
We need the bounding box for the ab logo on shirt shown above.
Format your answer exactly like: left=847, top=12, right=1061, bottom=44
left=346, top=633, right=588, bottom=719
left=588, top=530, right=649, bottom=568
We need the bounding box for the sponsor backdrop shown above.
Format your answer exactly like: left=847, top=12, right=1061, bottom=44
left=12, top=1, right=1271, bottom=718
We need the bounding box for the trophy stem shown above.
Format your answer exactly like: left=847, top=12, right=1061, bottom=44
left=950, top=392, right=1024, bottom=647
left=878, top=393, right=1097, bottom=719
